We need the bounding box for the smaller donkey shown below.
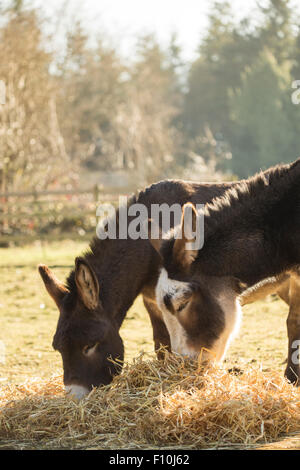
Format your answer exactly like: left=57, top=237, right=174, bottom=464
left=150, top=158, right=300, bottom=384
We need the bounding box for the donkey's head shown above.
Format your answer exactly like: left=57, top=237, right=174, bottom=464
left=149, top=203, right=241, bottom=363
left=39, top=257, right=124, bottom=400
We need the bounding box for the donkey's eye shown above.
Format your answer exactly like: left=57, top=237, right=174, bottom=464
left=82, top=343, right=99, bottom=357
left=177, top=301, right=189, bottom=312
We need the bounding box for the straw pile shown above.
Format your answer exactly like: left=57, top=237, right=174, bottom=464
left=0, top=351, right=300, bottom=449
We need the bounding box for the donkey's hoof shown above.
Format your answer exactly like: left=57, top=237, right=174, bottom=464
left=284, top=366, right=300, bottom=386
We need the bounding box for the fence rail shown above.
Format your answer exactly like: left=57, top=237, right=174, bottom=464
left=0, top=184, right=137, bottom=245
left=0, top=184, right=136, bottom=199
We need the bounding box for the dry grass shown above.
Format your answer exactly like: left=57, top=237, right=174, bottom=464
left=0, top=352, right=300, bottom=450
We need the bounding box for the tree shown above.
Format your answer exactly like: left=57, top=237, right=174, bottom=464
left=57, top=31, right=183, bottom=184
left=105, top=35, right=182, bottom=184
left=0, top=7, right=69, bottom=193
left=292, top=26, right=300, bottom=79
left=229, top=50, right=300, bottom=177
left=182, top=0, right=300, bottom=177
left=183, top=1, right=260, bottom=152
left=257, top=0, right=294, bottom=64
left=57, top=23, right=127, bottom=170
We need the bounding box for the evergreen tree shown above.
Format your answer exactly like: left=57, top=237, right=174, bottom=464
left=258, top=0, right=294, bottom=64
left=229, top=50, right=300, bottom=177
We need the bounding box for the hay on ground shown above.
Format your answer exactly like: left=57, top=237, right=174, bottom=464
left=0, top=351, right=300, bottom=449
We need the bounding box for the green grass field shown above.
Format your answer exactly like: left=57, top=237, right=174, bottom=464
left=0, top=240, right=290, bottom=385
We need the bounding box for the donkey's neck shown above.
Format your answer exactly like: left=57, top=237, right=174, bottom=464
left=86, top=237, right=156, bottom=327
left=198, top=158, right=300, bottom=286
left=81, top=179, right=228, bottom=326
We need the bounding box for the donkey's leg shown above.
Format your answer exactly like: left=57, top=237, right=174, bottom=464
left=276, top=277, right=290, bottom=305
left=241, top=274, right=294, bottom=378
left=142, top=296, right=171, bottom=358
left=284, top=273, right=300, bottom=385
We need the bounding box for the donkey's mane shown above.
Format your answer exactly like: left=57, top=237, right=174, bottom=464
left=88, top=192, right=138, bottom=258
left=65, top=192, right=140, bottom=293
left=203, top=158, right=300, bottom=241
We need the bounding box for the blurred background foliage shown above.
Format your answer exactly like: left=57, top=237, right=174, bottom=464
left=1, top=0, right=300, bottom=195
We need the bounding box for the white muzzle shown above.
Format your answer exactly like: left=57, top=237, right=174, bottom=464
left=65, top=384, right=90, bottom=400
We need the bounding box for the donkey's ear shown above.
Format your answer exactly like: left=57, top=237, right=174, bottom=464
left=75, top=257, right=100, bottom=310
left=38, top=264, right=69, bottom=308
left=147, top=218, right=163, bottom=256
left=173, top=203, right=199, bottom=269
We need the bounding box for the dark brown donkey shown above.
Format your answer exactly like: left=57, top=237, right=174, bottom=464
left=39, top=166, right=299, bottom=399
left=39, top=182, right=233, bottom=399
left=151, top=158, right=300, bottom=385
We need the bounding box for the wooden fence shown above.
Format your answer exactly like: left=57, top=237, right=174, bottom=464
left=0, top=184, right=137, bottom=244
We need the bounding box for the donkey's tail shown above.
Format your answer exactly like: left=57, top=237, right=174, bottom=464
left=240, top=273, right=290, bottom=306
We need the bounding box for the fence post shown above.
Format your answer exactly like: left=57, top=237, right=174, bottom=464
left=1, top=164, right=8, bottom=232
left=2, top=195, right=8, bottom=232
left=93, top=184, right=100, bottom=204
